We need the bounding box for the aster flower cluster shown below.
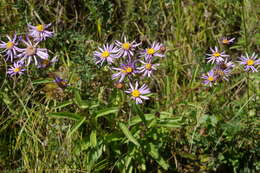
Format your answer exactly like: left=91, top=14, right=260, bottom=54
left=0, top=23, right=56, bottom=77
left=94, top=38, right=166, bottom=104
left=201, top=37, right=259, bottom=87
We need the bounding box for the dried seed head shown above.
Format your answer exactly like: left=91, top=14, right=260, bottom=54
left=26, top=46, right=36, bottom=56
left=160, top=45, right=166, bottom=53
left=114, top=82, right=124, bottom=89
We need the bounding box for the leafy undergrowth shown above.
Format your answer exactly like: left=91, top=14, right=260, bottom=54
left=0, top=0, right=259, bottom=172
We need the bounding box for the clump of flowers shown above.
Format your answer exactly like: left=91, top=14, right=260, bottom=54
left=201, top=37, right=259, bottom=87
left=0, top=23, right=57, bottom=77
left=93, top=37, right=166, bottom=104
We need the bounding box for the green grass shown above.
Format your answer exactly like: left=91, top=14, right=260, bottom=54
left=0, top=0, right=259, bottom=172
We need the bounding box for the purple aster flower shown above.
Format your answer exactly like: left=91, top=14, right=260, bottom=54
left=140, top=41, right=164, bottom=60
left=94, top=44, right=119, bottom=65
left=125, top=82, right=151, bottom=104
left=220, top=37, right=235, bottom=45
left=206, top=46, right=229, bottom=64
left=137, top=60, right=159, bottom=77
left=7, top=61, right=26, bottom=76
left=112, top=61, right=138, bottom=82
left=0, top=34, right=20, bottom=62
left=28, top=23, right=53, bottom=42
left=17, top=36, right=49, bottom=66
left=213, top=66, right=232, bottom=81
left=238, top=53, right=259, bottom=72
left=37, top=56, right=58, bottom=68
left=115, top=37, right=141, bottom=58
left=201, top=70, right=217, bottom=87
left=218, top=58, right=235, bottom=70
left=54, top=76, right=68, bottom=88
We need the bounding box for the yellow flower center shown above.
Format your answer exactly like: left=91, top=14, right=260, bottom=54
left=131, top=89, right=141, bottom=97
left=208, top=76, right=214, bottom=81
left=6, top=41, right=14, bottom=49
left=213, top=52, right=220, bottom=57
left=25, top=46, right=36, bottom=56
left=121, top=67, right=133, bottom=73
left=147, top=48, right=155, bottom=55
left=145, top=63, right=152, bottom=70
left=101, top=51, right=110, bottom=58
left=126, top=67, right=132, bottom=73
left=246, top=59, right=254, bottom=66
left=222, top=39, right=229, bottom=44
left=36, top=24, right=44, bottom=32
left=13, top=67, right=20, bottom=72
left=122, top=42, right=131, bottom=50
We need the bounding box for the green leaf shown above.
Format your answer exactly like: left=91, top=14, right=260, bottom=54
left=54, top=100, right=73, bottom=109
left=48, top=112, right=83, bottom=121
left=129, top=114, right=155, bottom=126
left=95, top=107, right=118, bottom=119
left=74, top=140, right=91, bottom=155
left=119, top=123, right=140, bottom=147
left=73, top=89, right=89, bottom=109
left=90, top=130, right=97, bottom=147
left=254, top=33, right=260, bottom=45
left=68, top=117, right=86, bottom=137
left=32, top=78, right=53, bottom=84
left=104, top=132, right=123, bottom=142
left=157, top=117, right=183, bottom=128
left=147, top=143, right=169, bottom=170
left=178, top=151, right=196, bottom=160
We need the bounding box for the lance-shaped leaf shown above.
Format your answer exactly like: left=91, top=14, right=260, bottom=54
left=48, top=112, right=83, bottom=121
left=73, top=89, right=89, bottom=109
left=68, top=117, right=86, bottom=137
left=147, top=143, right=169, bottom=170
left=95, top=107, right=118, bottom=119
left=119, top=123, right=140, bottom=147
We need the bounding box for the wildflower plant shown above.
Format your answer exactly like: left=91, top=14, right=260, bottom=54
left=201, top=37, right=259, bottom=87
left=0, top=22, right=58, bottom=80
left=93, top=39, right=166, bottom=104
